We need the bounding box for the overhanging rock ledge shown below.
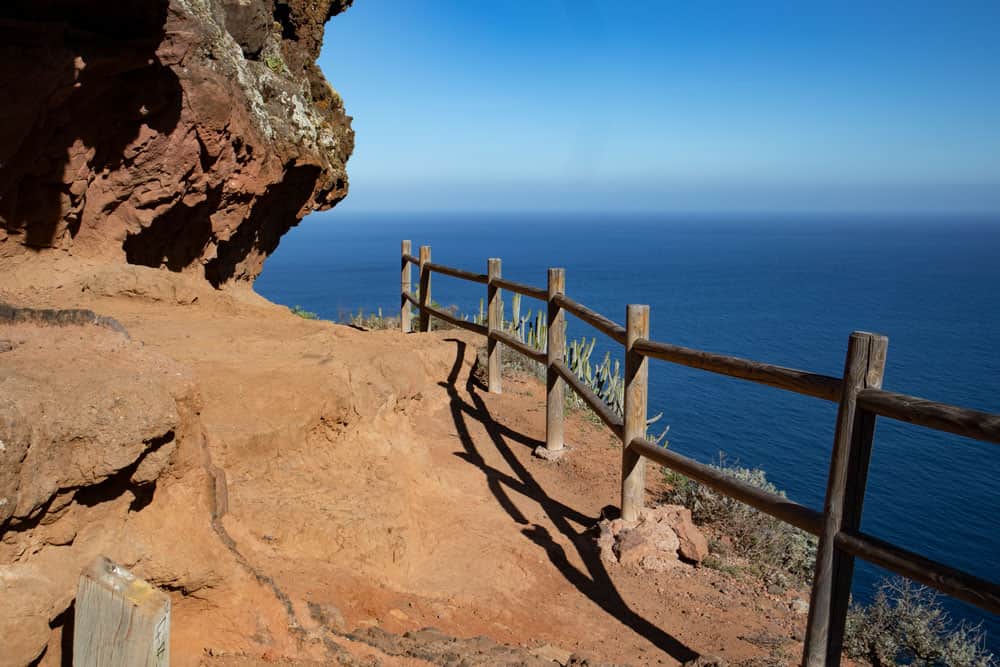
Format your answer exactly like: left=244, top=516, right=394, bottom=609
left=0, top=0, right=355, bottom=285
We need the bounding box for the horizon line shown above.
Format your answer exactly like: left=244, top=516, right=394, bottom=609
left=313, top=208, right=1000, bottom=219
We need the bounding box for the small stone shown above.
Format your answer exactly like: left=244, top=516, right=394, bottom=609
left=531, top=643, right=573, bottom=664
left=683, top=655, right=728, bottom=667
left=404, top=627, right=451, bottom=643
left=596, top=522, right=617, bottom=565
left=532, top=445, right=568, bottom=461
left=308, top=601, right=347, bottom=631
left=790, top=597, right=809, bottom=615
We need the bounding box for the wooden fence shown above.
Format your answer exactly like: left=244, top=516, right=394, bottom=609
left=399, top=240, right=1000, bottom=667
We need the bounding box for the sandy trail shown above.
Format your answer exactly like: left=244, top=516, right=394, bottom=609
left=1, top=263, right=806, bottom=666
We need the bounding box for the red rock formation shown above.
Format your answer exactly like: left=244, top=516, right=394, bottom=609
left=0, top=0, right=354, bottom=284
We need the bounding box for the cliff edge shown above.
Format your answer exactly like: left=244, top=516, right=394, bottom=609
left=0, top=0, right=354, bottom=284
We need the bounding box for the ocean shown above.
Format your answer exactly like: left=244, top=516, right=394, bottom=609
left=256, top=212, right=1000, bottom=646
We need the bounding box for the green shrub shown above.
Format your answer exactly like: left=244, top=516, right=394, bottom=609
left=290, top=305, right=319, bottom=320
left=844, top=577, right=994, bottom=667
left=661, top=457, right=816, bottom=589
left=342, top=307, right=397, bottom=331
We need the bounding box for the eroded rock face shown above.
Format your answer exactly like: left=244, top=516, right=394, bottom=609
left=0, top=320, right=184, bottom=529
left=0, top=0, right=353, bottom=285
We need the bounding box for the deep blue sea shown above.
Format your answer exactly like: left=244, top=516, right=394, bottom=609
left=257, top=212, right=1000, bottom=646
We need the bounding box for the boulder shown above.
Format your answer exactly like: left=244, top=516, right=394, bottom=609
left=596, top=503, right=710, bottom=571
left=683, top=656, right=728, bottom=667
left=659, top=505, right=710, bottom=563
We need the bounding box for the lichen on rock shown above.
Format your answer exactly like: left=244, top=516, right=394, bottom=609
left=0, top=0, right=354, bottom=285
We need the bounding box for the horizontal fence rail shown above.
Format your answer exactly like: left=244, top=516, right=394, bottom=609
left=630, top=436, right=824, bottom=535
left=403, top=291, right=488, bottom=336
left=492, top=276, right=548, bottom=302
left=491, top=329, right=547, bottom=365
left=397, top=240, right=1000, bottom=667
left=834, top=529, right=1000, bottom=615
left=424, top=303, right=488, bottom=336
left=857, top=388, right=1000, bottom=444
left=633, top=338, right=844, bottom=402
left=426, top=261, right=489, bottom=284
left=552, top=358, right=624, bottom=438
left=553, top=293, right=627, bottom=344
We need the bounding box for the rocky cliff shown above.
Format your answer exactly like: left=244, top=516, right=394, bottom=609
left=0, top=0, right=354, bottom=285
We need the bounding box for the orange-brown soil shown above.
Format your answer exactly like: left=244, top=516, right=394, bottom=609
left=1, top=259, right=808, bottom=666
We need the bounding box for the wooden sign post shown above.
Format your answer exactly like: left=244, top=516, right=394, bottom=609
left=74, top=556, right=170, bottom=666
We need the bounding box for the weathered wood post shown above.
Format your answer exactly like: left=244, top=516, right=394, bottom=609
left=539, top=268, right=566, bottom=458
left=401, top=240, right=412, bottom=333
left=74, top=555, right=170, bottom=667
left=418, top=245, right=431, bottom=333
left=487, top=258, right=502, bottom=393
left=803, top=331, right=888, bottom=667
left=622, top=304, right=650, bottom=521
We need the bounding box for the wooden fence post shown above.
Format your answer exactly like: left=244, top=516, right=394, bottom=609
left=622, top=304, right=650, bottom=522
left=74, top=555, right=170, bottom=667
left=401, top=240, right=412, bottom=333
left=487, top=258, right=502, bottom=393
left=537, top=268, right=566, bottom=458
left=803, top=331, right=888, bottom=667
left=418, top=245, right=431, bottom=332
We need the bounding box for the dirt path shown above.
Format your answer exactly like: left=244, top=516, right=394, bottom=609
left=122, top=310, right=804, bottom=665
left=1, top=263, right=807, bottom=666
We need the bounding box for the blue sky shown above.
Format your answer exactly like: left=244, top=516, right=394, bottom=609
left=319, top=1, right=1000, bottom=213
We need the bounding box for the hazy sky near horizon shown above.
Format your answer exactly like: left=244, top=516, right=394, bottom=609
left=319, top=1, right=1000, bottom=213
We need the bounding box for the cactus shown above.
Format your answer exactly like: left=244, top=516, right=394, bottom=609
left=392, top=278, right=669, bottom=444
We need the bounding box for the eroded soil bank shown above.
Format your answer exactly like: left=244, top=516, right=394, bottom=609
left=0, top=258, right=809, bottom=666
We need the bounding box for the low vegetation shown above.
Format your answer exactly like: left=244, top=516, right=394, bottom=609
left=289, top=305, right=319, bottom=320
left=844, top=578, right=995, bottom=667
left=660, top=457, right=817, bottom=589
left=342, top=307, right=398, bottom=330
left=263, top=53, right=285, bottom=74
left=660, top=462, right=994, bottom=665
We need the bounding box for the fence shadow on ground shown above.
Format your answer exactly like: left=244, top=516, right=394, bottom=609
left=407, top=243, right=1000, bottom=666
left=439, top=338, right=699, bottom=663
